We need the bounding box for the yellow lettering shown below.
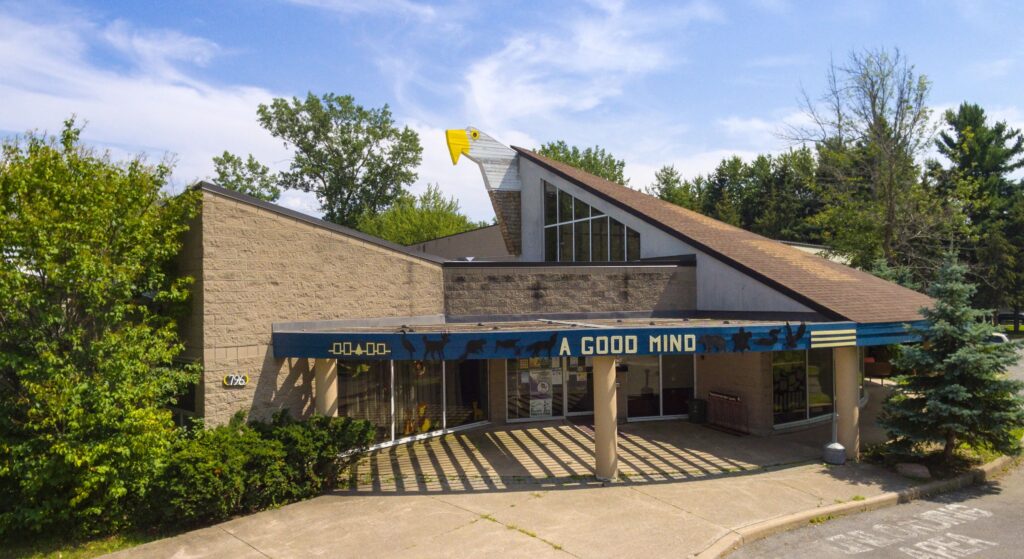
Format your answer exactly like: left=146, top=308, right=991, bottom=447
left=649, top=335, right=662, bottom=353
left=559, top=337, right=571, bottom=356
left=625, top=336, right=637, bottom=354
left=669, top=335, right=682, bottom=352
left=581, top=336, right=594, bottom=355
left=684, top=335, right=696, bottom=352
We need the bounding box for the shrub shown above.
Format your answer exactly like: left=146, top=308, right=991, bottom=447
left=252, top=411, right=376, bottom=499
left=146, top=413, right=290, bottom=528
left=148, top=412, right=374, bottom=530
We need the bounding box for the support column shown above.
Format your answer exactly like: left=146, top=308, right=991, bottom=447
left=592, top=355, right=619, bottom=481
left=834, top=346, right=860, bottom=460
left=313, top=358, right=339, bottom=416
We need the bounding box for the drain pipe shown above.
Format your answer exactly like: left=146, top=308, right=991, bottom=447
left=822, top=363, right=846, bottom=465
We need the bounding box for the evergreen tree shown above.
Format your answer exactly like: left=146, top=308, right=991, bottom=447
left=647, top=165, right=696, bottom=210
left=929, top=102, right=1024, bottom=311
left=880, top=255, right=1024, bottom=465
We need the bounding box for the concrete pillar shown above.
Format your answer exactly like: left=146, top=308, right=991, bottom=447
left=592, top=355, right=619, bottom=481
left=834, top=346, right=860, bottom=460
left=313, top=358, right=338, bottom=416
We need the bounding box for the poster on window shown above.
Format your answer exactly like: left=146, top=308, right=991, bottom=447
left=529, top=369, right=553, bottom=417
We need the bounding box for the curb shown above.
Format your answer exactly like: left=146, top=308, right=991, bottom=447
left=694, top=455, right=1016, bottom=559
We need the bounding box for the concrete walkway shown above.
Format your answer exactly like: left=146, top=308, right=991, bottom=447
left=108, top=383, right=920, bottom=559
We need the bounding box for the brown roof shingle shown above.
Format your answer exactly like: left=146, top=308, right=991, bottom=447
left=514, top=147, right=931, bottom=324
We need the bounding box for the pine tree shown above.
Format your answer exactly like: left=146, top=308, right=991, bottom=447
left=880, top=255, right=1024, bottom=465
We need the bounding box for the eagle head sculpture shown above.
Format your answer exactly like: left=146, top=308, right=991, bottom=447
left=445, top=127, right=521, bottom=192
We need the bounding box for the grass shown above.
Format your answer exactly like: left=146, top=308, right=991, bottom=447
left=809, top=514, right=835, bottom=525
left=1, top=531, right=162, bottom=559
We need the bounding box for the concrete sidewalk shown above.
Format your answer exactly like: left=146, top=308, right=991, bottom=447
left=107, top=383, right=922, bottom=559
left=107, top=458, right=915, bottom=559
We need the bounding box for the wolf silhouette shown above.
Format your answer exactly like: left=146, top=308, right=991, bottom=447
left=526, top=333, right=559, bottom=357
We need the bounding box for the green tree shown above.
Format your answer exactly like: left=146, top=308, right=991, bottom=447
left=928, top=103, right=1024, bottom=312
left=647, top=165, right=696, bottom=210
left=211, top=151, right=280, bottom=202
left=356, top=184, right=486, bottom=245
left=257, top=92, right=422, bottom=227
left=0, top=121, right=199, bottom=536
left=537, top=140, right=628, bottom=184
left=880, top=256, right=1024, bottom=465
left=793, top=49, right=948, bottom=279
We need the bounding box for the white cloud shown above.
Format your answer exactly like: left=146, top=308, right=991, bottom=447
left=0, top=11, right=320, bottom=212
left=716, top=110, right=811, bottom=152
left=463, top=0, right=721, bottom=131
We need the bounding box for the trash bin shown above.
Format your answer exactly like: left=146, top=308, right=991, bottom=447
left=688, top=398, right=707, bottom=424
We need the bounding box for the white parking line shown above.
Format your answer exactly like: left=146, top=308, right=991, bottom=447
left=821, top=504, right=994, bottom=555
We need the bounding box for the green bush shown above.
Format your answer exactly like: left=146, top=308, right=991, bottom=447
left=0, top=121, right=199, bottom=538
left=252, top=411, right=376, bottom=498
left=148, top=412, right=374, bottom=530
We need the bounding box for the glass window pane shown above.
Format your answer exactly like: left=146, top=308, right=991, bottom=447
left=544, top=227, right=558, bottom=262
left=662, top=355, right=694, bottom=415
left=445, top=360, right=488, bottom=428
left=565, top=357, right=593, bottom=413
left=591, top=216, right=608, bottom=261
left=772, top=351, right=807, bottom=424
left=574, top=220, right=590, bottom=262
left=338, top=360, right=392, bottom=443
left=592, top=206, right=604, bottom=217
left=559, top=223, right=573, bottom=262
left=574, top=198, right=591, bottom=221
left=626, top=227, right=641, bottom=261
left=807, top=349, right=834, bottom=418
left=394, top=360, right=443, bottom=437
left=544, top=182, right=557, bottom=226
left=507, top=358, right=562, bottom=419
left=609, top=219, right=625, bottom=261
left=621, top=355, right=660, bottom=418
left=558, top=190, right=573, bottom=224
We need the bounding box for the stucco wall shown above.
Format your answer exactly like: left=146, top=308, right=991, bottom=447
left=695, top=352, right=773, bottom=435
left=443, top=264, right=696, bottom=318
left=197, top=190, right=445, bottom=425
left=409, top=225, right=512, bottom=261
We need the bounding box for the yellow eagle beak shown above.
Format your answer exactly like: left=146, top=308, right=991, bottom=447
left=446, top=128, right=470, bottom=165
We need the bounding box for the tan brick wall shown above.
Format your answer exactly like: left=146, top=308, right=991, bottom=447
left=196, top=191, right=444, bottom=425
left=444, top=265, right=696, bottom=318
left=695, top=352, right=772, bottom=435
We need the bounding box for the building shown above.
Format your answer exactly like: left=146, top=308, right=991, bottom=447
left=176, top=127, right=930, bottom=479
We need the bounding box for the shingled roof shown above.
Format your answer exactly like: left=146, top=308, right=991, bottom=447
left=514, top=147, right=932, bottom=324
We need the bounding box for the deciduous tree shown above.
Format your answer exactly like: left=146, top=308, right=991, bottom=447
left=356, top=184, right=486, bottom=246
left=0, top=120, right=199, bottom=536
left=257, top=93, right=422, bottom=227
left=537, top=141, right=628, bottom=184
left=211, top=151, right=280, bottom=202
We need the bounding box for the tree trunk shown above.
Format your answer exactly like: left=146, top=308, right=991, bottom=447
left=943, top=431, right=957, bottom=464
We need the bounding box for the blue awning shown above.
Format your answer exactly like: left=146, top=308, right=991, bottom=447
left=271, top=319, right=924, bottom=361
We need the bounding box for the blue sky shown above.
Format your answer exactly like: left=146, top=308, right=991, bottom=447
left=1, top=0, right=1022, bottom=220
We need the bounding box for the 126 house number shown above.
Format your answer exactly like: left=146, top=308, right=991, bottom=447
left=223, top=374, right=249, bottom=387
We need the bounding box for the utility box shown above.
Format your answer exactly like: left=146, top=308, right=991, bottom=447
left=688, top=398, right=708, bottom=424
